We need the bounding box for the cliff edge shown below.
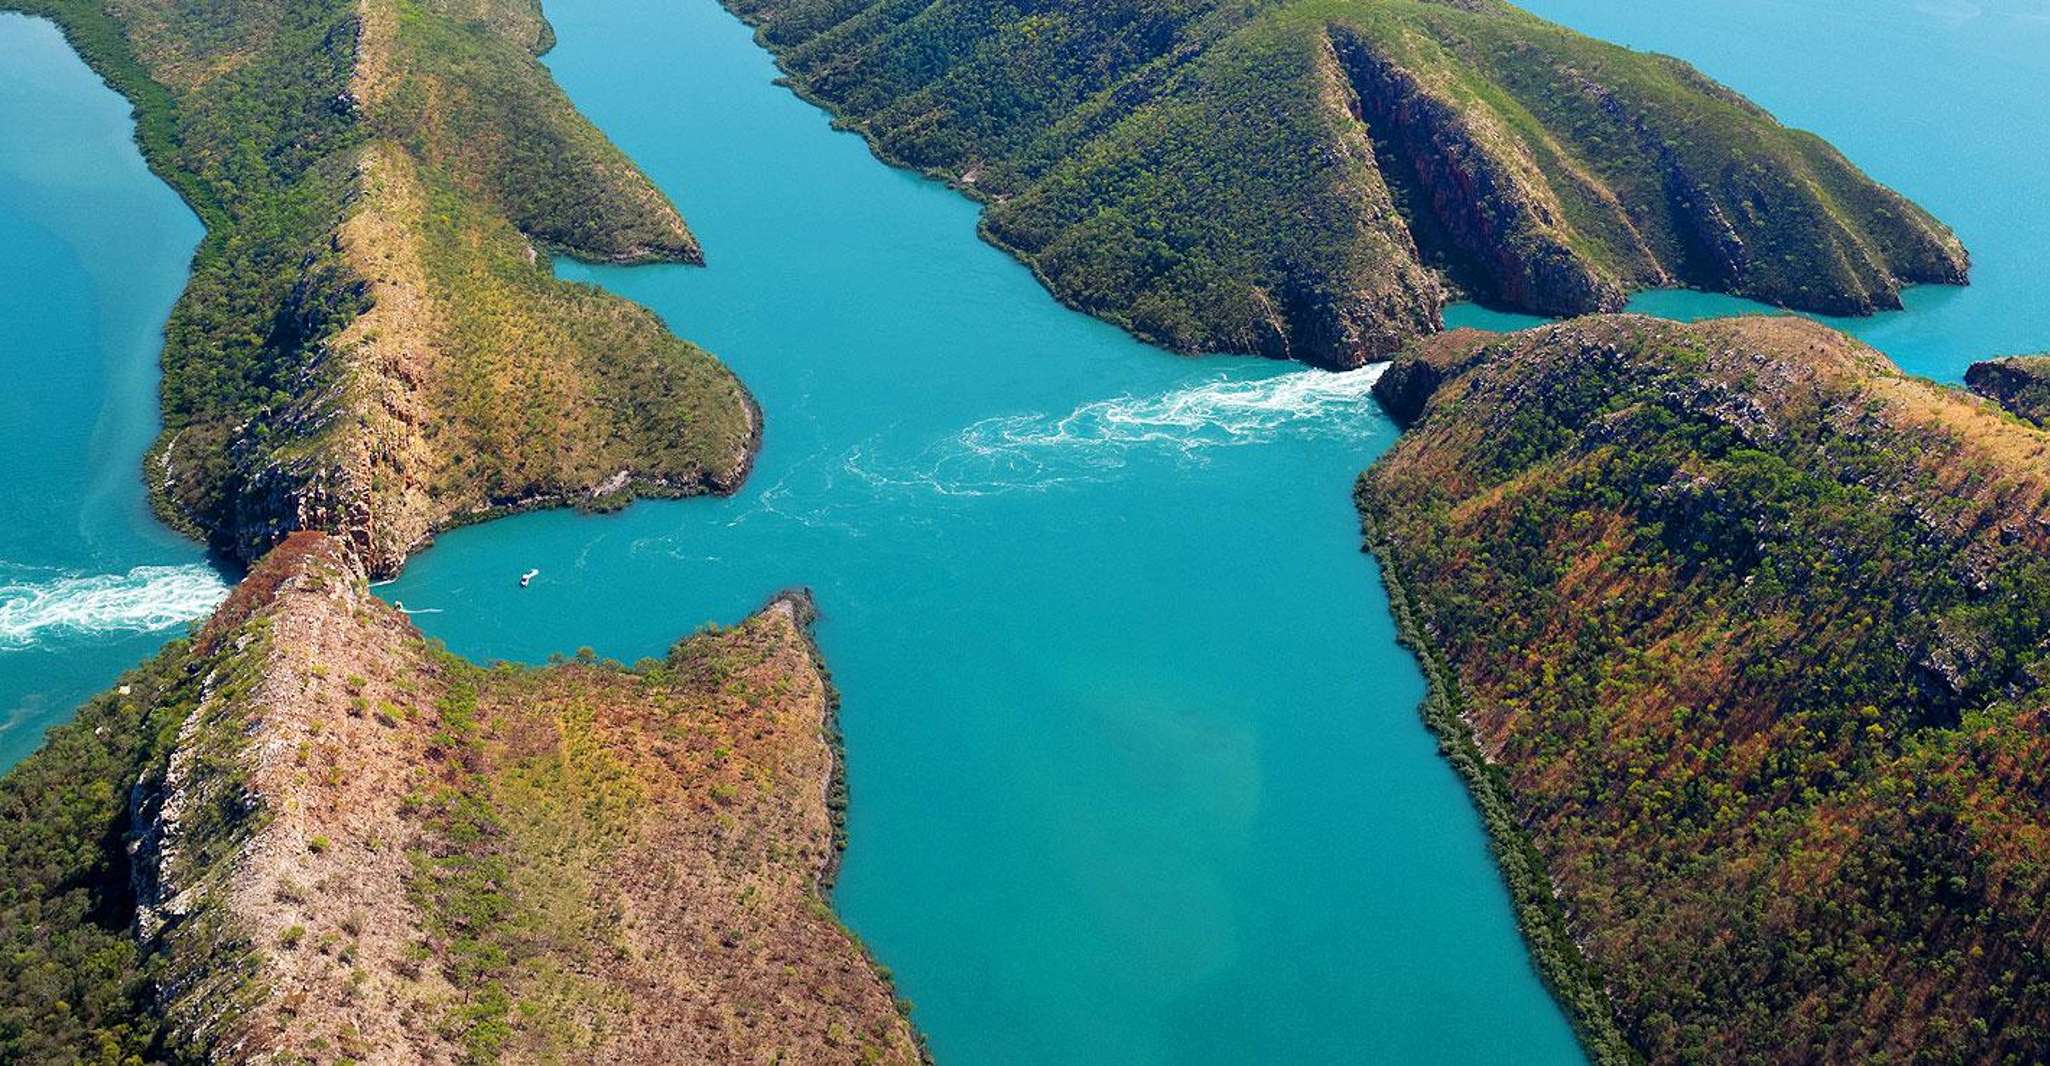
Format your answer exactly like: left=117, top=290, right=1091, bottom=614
left=1966, top=353, right=2050, bottom=428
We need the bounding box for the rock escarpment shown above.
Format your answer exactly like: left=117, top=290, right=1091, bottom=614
left=1967, top=354, right=2050, bottom=428
left=1361, top=316, right=2050, bottom=1062
left=10, top=0, right=757, bottom=577
left=0, top=533, right=923, bottom=1064
left=726, top=0, right=1967, bottom=368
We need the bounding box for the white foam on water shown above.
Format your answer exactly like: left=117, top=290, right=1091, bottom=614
left=847, top=363, right=1389, bottom=496
left=0, top=563, right=229, bottom=651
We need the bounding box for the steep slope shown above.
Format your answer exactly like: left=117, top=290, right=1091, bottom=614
left=1361, top=316, right=2050, bottom=1062
left=727, top=0, right=1968, bottom=368
left=0, top=533, right=922, bottom=1064
left=1967, top=354, right=2050, bottom=428
left=7, top=0, right=756, bottom=576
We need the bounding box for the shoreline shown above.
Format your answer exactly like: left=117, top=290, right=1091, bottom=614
left=1356, top=492, right=1636, bottom=1066
left=774, top=586, right=937, bottom=1065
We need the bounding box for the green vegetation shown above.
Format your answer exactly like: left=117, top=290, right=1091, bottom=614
left=728, top=0, right=1967, bottom=367
left=0, top=649, right=191, bottom=1064
left=0, top=585, right=282, bottom=1063
left=1, top=0, right=754, bottom=576
left=399, top=599, right=921, bottom=1063
left=1365, top=522, right=1635, bottom=1063
left=1362, top=316, right=2050, bottom=1062
left=375, top=0, right=699, bottom=262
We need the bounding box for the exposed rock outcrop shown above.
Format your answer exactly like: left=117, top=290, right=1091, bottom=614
left=1966, top=353, right=2050, bottom=428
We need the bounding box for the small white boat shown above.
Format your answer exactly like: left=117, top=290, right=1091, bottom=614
left=519, top=568, right=539, bottom=588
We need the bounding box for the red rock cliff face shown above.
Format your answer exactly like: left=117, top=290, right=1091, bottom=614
left=1330, top=27, right=1627, bottom=318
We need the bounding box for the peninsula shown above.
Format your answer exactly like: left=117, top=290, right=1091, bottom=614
left=1363, top=315, right=2050, bottom=1062
left=725, top=0, right=1968, bottom=367
left=0, top=533, right=923, bottom=1063
left=6, top=0, right=758, bottom=576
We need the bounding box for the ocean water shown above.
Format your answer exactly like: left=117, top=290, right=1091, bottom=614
left=5, top=0, right=2048, bottom=1061
left=381, top=1, right=1584, bottom=1061
left=1513, top=0, right=2050, bottom=379
left=0, top=13, right=217, bottom=770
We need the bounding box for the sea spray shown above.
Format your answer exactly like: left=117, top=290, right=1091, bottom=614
left=846, top=363, right=1389, bottom=496
left=0, top=563, right=229, bottom=651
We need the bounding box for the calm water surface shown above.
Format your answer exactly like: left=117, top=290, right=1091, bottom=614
left=1514, top=0, right=2050, bottom=379
left=5, top=0, right=2049, bottom=1061
left=0, top=13, right=216, bottom=769
left=388, top=1, right=1579, bottom=1059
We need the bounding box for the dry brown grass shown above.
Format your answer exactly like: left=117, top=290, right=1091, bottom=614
left=144, top=536, right=919, bottom=1063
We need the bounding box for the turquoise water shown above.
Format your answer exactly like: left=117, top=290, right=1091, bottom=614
left=1513, top=0, right=2050, bottom=381
left=7, top=0, right=2049, bottom=1060
left=0, top=13, right=217, bottom=770
left=381, top=1, right=1582, bottom=1059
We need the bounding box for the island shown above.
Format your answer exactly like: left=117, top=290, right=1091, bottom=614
left=6, top=0, right=759, bottom=576
left=1362, top=315, right=2050, bottom=1062
left=0, top=532, right=923, bottom=1063
left=725, top=0, right=1968, bottom=368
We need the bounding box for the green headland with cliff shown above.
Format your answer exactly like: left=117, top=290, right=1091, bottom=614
left=725, top=0, right=1966, bottom=367
left=1363, top=316, right=2050, bottom=1062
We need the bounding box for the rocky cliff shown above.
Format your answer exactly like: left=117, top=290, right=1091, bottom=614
left=1967, top=354, right=2050, bottom=428
left=725, top=0, right=1967, bottom=368
left=1361, top=316, right=2050, bottom=1062
left=9, top=0, right=757, bottom=577
left=0, top=532, right=922, bottom=1064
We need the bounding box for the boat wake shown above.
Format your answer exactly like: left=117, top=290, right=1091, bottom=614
left=0, top=562, right=229, bottom=651
left=847, top=363, right=1388, bottom=496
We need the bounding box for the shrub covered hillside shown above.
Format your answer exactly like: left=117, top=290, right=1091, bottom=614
left=0, top=533, right=922, bottom=1064
left=4, top=0, right=757, bottom=576
left=726, top=0, right=1968, bottom=368
left=1968, top=354, right=2050, bottom=429
left=1360, top=316, right=2050, bottom=1063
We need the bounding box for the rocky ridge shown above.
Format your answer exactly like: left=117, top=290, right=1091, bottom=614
left=0, top=532, right=923, bottom=1064
left=1966, top=353, right=2050, bottom=428
left=9, top=0, right=757, bottom=577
